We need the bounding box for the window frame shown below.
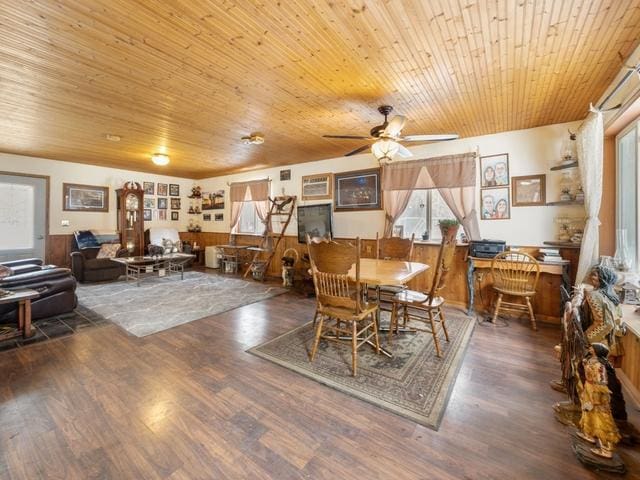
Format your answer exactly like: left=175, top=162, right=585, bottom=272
left=235, top=201, right=263, bottom=236
left=615, top=120, right=640, bottom=268
left=394, top=189, right=453, bottom=241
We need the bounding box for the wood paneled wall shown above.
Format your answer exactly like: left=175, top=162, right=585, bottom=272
left=46, top=234, right=75, bottom=268
left=181, top=232, right=579, bottom=324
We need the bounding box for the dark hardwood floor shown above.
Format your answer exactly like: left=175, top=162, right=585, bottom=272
left=0, top=291, right=638, bottom=479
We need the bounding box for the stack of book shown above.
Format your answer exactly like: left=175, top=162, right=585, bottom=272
left=537, top=247, right=564, bottom=263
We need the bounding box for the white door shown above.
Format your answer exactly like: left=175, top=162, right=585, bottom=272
left=0, top=174, right=47, bottom=262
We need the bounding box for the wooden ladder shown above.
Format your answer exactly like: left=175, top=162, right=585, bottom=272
left=243, top=195, right=297, bottom=279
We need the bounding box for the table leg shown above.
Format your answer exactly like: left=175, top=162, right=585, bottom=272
left=467, top=258, right=475, bottom=316
left=18, top=300, right=24, bottom=331
left=23, top=299, right=32, bottom=338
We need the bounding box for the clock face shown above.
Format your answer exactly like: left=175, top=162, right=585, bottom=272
left=125, top=193, right=139, bottom=210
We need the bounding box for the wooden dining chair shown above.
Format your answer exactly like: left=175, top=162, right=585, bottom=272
left=388, top=234, right=457, bottom=357
left=490, top=251, right=541, bottom=330
left=306, top=235, right=380, bottom=376
left=375, top=233, right=415, bottom=312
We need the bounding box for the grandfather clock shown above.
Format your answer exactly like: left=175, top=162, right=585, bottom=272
left=116, top=182, right=145, bottom=256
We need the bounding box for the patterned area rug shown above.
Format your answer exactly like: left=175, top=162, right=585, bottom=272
left=249, top=309, right=475, bottom=430
left=77, top=271, right=287, bottom=337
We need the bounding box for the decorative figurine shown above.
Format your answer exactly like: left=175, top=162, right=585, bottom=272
left=582, top=265, right=624, bottom=356
left=576, top=344, right=621, bottom=458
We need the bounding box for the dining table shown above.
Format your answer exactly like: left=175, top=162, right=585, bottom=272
left=347, top=258, right=431, bottom=357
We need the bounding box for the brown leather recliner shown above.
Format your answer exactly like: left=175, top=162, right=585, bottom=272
left=0, top=258, right=77, bottom=323
left=70, top=245, right=128, bottom=283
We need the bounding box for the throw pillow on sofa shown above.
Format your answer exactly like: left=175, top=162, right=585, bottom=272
left=96, top=243, right=122, bottom=259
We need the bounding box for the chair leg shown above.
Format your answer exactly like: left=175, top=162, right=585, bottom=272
left=429, top=310, right=442, bottom=358
left=439, top=307, right=450, bottom=342
left=351, top=320, right=358, bottom=376
left=525, top=296, right=537, bottom=331
left=309, top=315, right=324, bottom=362
left=389, top=302, right=397, bottom=342
left=312, top=309, right=319, bottom=329
left=491, top=293, right=503, bottom=323
left=402, top=303, right=408, bottom=329
left=372, top=311, right=380, bottom=354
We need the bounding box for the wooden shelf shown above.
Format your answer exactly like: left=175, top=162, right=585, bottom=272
left=550, top=161, right=579, bottom=171
left=546, top=200, right=584, bottom=206
left=543, top=241, right=582, bottom=248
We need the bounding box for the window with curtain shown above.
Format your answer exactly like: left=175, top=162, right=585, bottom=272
left=394, top=190, right=455, bottom=240
left=616, top=120, right=639, bottom=269
left=237, top=201, right=262, bottom=235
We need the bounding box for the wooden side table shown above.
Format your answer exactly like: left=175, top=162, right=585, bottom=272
left=0, top=289, right=39, bottom=339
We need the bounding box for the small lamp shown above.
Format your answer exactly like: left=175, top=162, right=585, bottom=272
left=371, top=139, right=400, bottom=163
left=151, top=153, right=170, bottom=166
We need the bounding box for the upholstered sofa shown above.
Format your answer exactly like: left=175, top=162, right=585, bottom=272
left=0, top=258, right=77, bottom=323
left=70, top=231, right=128, bottom=283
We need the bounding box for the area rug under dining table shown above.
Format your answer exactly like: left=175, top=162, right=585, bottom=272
left=76, top=271, right=287, bottom=337
left=249, top=309, right=475, bottom=430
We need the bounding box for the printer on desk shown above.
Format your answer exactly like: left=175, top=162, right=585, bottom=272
left=469, top=239, right=506, bottom=259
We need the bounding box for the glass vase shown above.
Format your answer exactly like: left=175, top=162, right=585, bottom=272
left=614, top=228, right=633, bottom=272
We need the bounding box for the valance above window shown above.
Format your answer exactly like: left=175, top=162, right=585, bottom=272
left=229, top=178, right=270, bottom=202
left=381, top=153, right=476, bottom=191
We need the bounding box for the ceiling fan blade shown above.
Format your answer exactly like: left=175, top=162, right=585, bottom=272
left=397, top=144, right=413, bottom=158
left=383, top=115, right=407, bottom=137
left=402, top=134, right=459, bottom=142
left=323, top=135, right=371, bottom=140
left=345, top=145, right=371, bottom=156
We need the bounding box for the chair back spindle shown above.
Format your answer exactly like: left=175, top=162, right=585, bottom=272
left=491, top=251, right=540, bottom=294
left=428, top=234, right=458, bottom=301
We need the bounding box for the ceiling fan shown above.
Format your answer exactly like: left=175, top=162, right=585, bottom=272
left=322, top=105, right=458, bottom=163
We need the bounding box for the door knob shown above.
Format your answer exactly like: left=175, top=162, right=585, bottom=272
left=37, top=235, right=45, bottom=240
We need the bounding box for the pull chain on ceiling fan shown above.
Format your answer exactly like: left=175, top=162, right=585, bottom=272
left=322, top=105, right=459, bottom=163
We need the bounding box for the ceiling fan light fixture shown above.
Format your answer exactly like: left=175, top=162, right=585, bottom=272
left=151, top=153, right=170, bottom=166
left=372, top=139, right=400, bottom=163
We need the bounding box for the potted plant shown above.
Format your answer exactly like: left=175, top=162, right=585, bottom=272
left=438, top=219, right=460, bottom=241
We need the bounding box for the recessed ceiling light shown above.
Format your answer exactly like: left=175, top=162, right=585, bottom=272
left=151, top=153, right=170, bottom=166
left=105, top=134, right=121, bottom=142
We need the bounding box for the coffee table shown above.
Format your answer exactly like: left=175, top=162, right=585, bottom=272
left=111, top=253, right=195, bottom=286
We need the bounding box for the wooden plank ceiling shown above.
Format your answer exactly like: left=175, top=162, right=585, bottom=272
left=1, top=1, right=640, bottom=178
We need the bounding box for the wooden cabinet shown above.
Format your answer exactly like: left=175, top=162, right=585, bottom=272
left=619, top=305, right=640, bottom=410
left=116, top=183, right=145, bottom=257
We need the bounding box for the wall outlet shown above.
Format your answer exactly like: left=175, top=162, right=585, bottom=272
left=61, top=220, right=70, bottom=227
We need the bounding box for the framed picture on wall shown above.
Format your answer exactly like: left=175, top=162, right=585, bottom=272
left=214, top=213, right=224, bottom=221
left=203, top=213, right=212, bottom=221
left=480, top=153, right=509, bottom=187
left=334, top=168, right=381, bottom=211
left=280, top=169, right=291, bottom=181
left=143, top=197, right=155, bottom=209
left=157, top=183, right=168, bottom=196
left=512, top=174, right=546, bottom=206
left=158, top=209, right=167, bottom=221
left=302, top=173, right=332, bottom=200
left=480, top=187, right=510, bottom=220
left=171, top=211, right=179, bottom=221
left=63, top=183, right=109, bottom=212
left=143, top=182, right=155, bottom=195
left=157, top=198, right=168, bottom=209
left=170, top=198, right=181, bottom=210
left=143, top=209, right=152, bottom=221
left=169, top=184, right=180, bottom=196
